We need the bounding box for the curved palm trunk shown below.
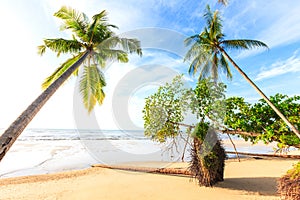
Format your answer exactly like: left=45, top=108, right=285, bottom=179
left=0, top=51, right=90, bottom=162
left=220, top=48, right=300, bottom=139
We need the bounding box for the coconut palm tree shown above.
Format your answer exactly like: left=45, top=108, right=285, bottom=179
left=0, top=6, right=142, bottom=162
left=184, top=5, right=300, bottom=139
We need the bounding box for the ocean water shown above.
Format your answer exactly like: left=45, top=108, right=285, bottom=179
left=0, top=129, right=277, bottom=178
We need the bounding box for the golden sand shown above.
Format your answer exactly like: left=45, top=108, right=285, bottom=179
left=0, top=158, right=298, bottom=200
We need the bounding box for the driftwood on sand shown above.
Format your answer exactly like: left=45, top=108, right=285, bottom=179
left=92, top=164, right=193, bottom=176
left=226, top=151, right=300, bottom=159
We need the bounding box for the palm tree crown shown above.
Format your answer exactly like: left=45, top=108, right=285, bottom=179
left=38, top=6, right=142, bottom=112
left=184, top=5, right=300, bottom=139
left=0, top=7, right=142, bottom=163
left=184, top=5, right=267, bottom=81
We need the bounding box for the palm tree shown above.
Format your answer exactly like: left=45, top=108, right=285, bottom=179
left=184, top=5, right=300, bottom=139
left=0, top=6, right=142, bottom=162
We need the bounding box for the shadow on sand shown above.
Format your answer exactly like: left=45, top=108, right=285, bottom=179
left=216, top=177, right=279, bottom=196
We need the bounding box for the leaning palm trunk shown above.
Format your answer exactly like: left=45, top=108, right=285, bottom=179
left=0, top=51, right=89, bottom=162
left=220, top=48, right=300, bottom=139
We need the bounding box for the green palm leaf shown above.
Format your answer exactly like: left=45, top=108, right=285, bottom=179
left=221, top=40, right=268, bottom=50
left=37, top=45, right=46, bottom=55
left=96, top=36, right=142, bottom=56
left=42, top=52, right=85, bottom=89
left=220, top=54, right=232, bottom=79
left=88, top=10, right=118, bottom=44
left=54, top=6, right=89, bottom=42
left=184, top=34, right=202, bottom=47
left=203, top=5, right=223, bottom=36
left=118, top=38, right=142, bottom=55
left=187, top=50, right=210, bottom=76
left=40, top=38, right=83, bottom=57
left=94, top=49, right=129, bottom=68
left=79, top=65, right=106, bottom=112
left=93, top=37, right=142, bottom=67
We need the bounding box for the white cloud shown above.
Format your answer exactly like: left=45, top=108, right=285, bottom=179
left=0, top=5, right=55, bottom=128
left=257, top=7, right=300, bottom=49
left=255, top=51, right=300, bottom=81
left=43, top=0, right=159, bottom=33
left=224, top=1, right=300, bottom=58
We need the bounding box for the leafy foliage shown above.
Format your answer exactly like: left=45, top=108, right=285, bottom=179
left=41, top=53, right=84, bottom=89
left=193, top=78, right=227, bottom=124
left=143, top=75, right=192, bottom=142
left=80, top=65, right=106, bottom=112
left=39, top=6, right=142, bottom=112
left=225, top=94, right=300, bottom=148
left=287, top=162, right=300, bottom=180
left=143, top=75, right=227, bottom=142
left=143, top=75, right=227, bottom=186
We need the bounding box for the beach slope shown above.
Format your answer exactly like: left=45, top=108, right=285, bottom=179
left=0, top=158, right=297, bottom=200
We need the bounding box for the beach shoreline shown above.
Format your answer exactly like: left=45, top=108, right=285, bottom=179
left=0, top=128, right=287, bottom=178
left=0, top=158, right=298, bottom=200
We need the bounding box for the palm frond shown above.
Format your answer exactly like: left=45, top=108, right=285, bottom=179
left=54, top=6, right=89, bottom=42
left=79, top=65, right=106, bottom=112
left=221, top=39, right=268, bottom=50
left=184, top=35, right=200, bottom=47
left=42, top=38, right=83, bottom=56
left=198, top=59, right=211, bottom=80
left=37, top=45, right=46, bottom=55
left=42, top=53, right=84, bottom=89
left=93, top=36, right=142, bottom=66
left=94, top=49, right=129, bottom=67
left=87, top=10, right=118, bottom=44
left=188, top=52, right=211, bottom=76
left=203, top=5, right=214, bottom=28
left=220, top=54, right=232, bottom=79
left=184, top=38, right=213, bottom=77
left=184, top=42, right=202, bottom=62
left=118, top=37, right=142, bottom=56
left=210, top=13, right=223, bottom=40
left=188, top=57, right=201, bottom=75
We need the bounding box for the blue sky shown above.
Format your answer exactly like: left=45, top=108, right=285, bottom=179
left=0, top=0, right=299, bottom=129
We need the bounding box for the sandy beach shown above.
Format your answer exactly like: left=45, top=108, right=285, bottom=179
left=0, top=158, right=298, bottom=200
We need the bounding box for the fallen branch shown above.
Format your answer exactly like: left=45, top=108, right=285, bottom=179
left=221, top=130, right=261, bottom=137
left=92, top=164, right=193, bottom=176
left=170, top=121, right=261, bottom=138
left=226, top=133, right=240, bottom=162
left=226, top=151, right=300, bottom=159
